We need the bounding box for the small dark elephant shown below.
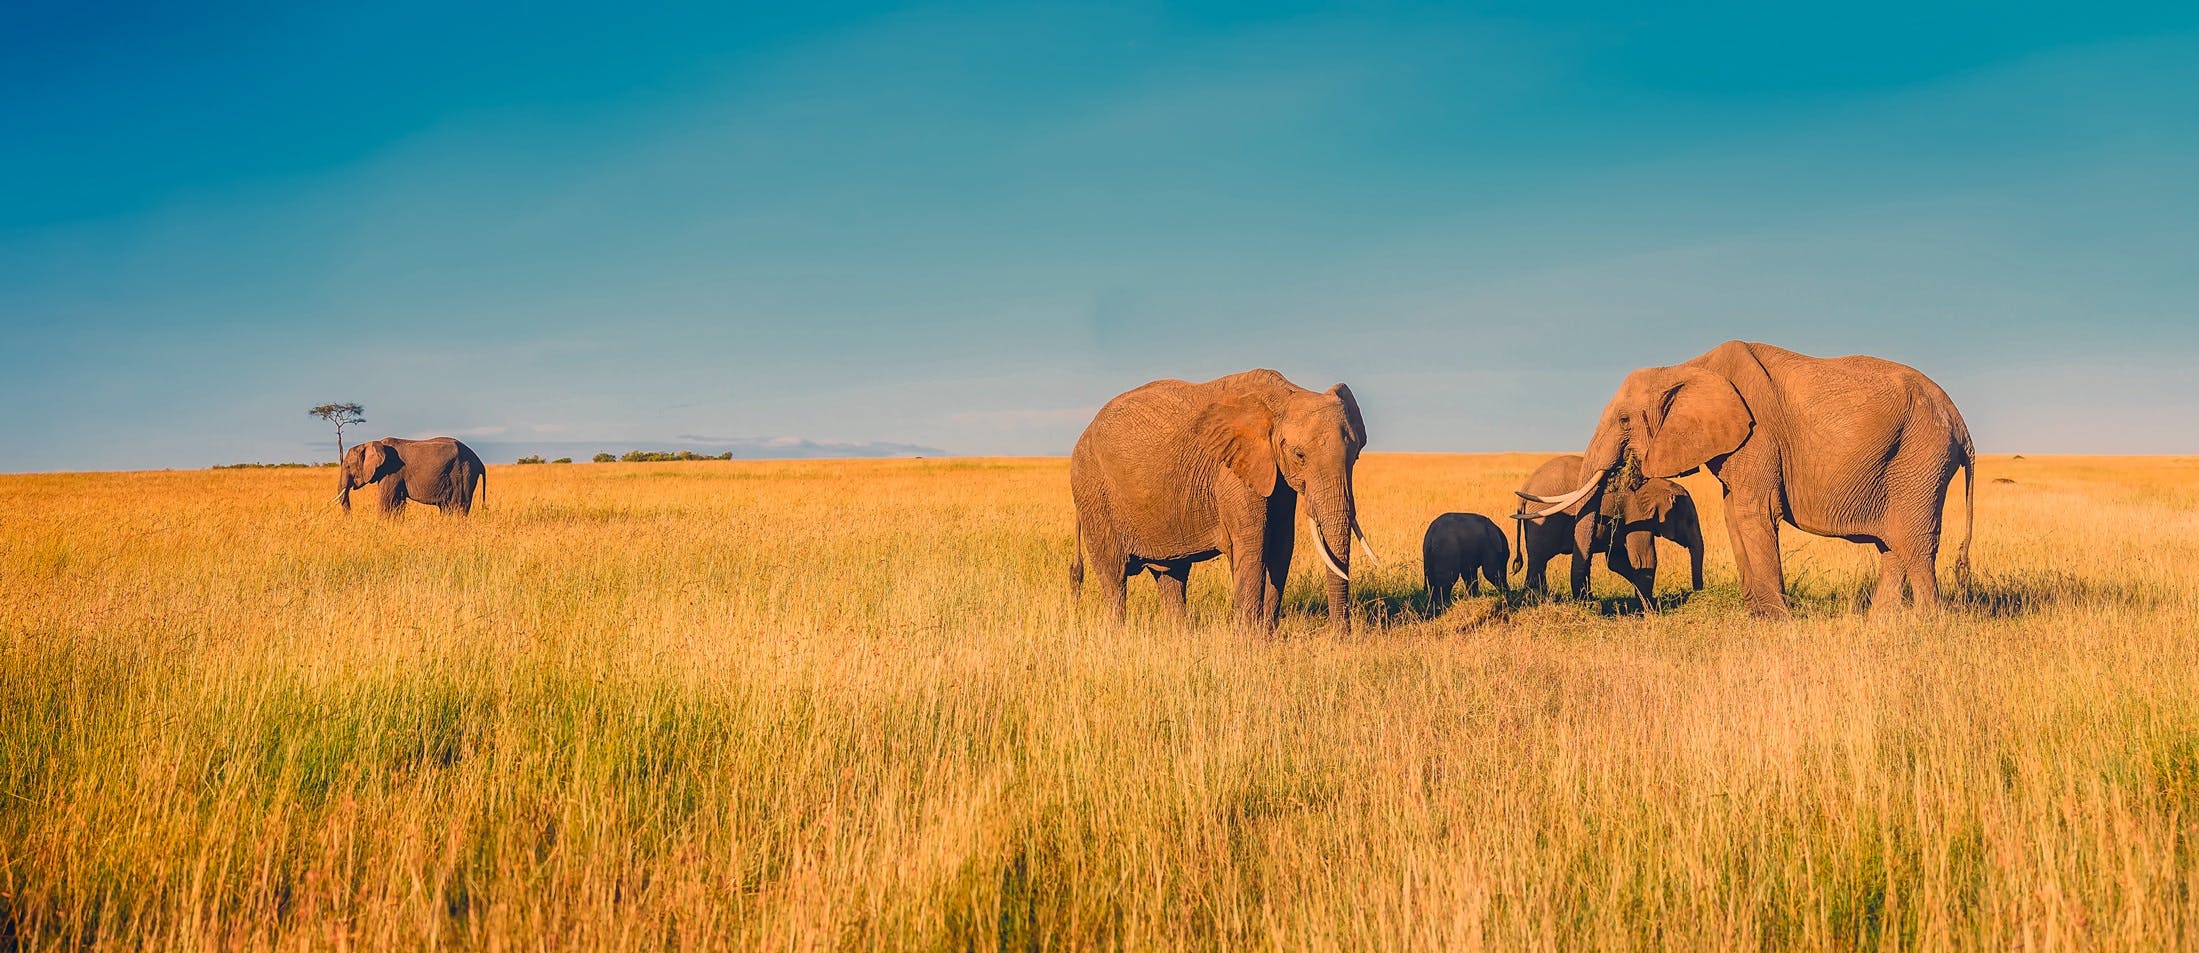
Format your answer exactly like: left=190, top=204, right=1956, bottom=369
left=1512, top=454, right=1703, bottom=613
left=1421, top=513, right=1508, bottom=611
left=335, top=437, right=487, bottom=515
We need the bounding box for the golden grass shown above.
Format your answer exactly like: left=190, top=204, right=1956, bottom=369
left=3, top=453, right=2197, bottom=950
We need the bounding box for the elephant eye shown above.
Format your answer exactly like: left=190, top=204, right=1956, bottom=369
left=1293, top=447, right=1307, bottom=461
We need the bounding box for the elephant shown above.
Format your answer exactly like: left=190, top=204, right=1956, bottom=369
left=336, top=437, right=487, bottom=515
left=1069, top=369, right=1375, bottom=632
left=1421, top=513, right=1508, bottom=611
left=1511, top=454, right=1703, bottom=613
left=1517, top=341, right=1973, bottom=618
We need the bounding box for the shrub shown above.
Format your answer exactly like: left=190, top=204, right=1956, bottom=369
left=606, top=450, right=735, bottom=463
left=593, top=453, right=616, bottom=463
left=552, top=457, right=573, bottom=464
left=515, top=455, right=546, bottom=465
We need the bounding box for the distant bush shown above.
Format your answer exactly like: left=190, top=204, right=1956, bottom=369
left=213, top=462, right=334, bottom=469
left=617, top=450, right=731, bottom=462
left=552, top=457, right=572, bottom=464
left=592, top=453, right=617, bottom=463
left=515, top=455, right=547, bottom=465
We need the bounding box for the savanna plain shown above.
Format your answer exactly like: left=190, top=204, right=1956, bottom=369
left=4, top=453, right=2197, bottom=951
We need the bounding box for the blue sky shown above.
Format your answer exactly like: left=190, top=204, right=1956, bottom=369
left=3, top=2, right=2195, bottom=470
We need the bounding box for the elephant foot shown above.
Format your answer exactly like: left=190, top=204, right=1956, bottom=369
left=1748, top=602, right=1792, bottom=620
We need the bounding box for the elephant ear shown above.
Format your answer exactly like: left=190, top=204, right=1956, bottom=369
left=363, top=440, right=394, bottom=479
left=1197, top=397, right=1278, bottom=497
left=1623, top=480, right=1678, bottom=524
left=1326, top=383, right=1366, bottom=451
left=1643, top=369, right=1750, bottom=479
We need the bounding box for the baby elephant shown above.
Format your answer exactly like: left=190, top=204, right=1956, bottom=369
left=1422, top=513, right=1510, bottom=611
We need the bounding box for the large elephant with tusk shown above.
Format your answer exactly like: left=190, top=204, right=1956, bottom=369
left=1518, top=341, right=1974, bottom=618
left=1070, top=369, right=1376, bottom=632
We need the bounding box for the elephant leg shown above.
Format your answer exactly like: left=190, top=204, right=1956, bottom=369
left=1464, top=570, right=1480, bottom=598
left=1228, top=551, right=1272, bottom=632
left=1570, top=517, right=1598, bottom=601
left=1152, top=563, right=1192, bottom=625
left=1257, top=501, right=1284, bottom=629
left=1629, top=565, right=1656, bottom=614
left=1869, top=543, right=1906, bottom=619
left=1903, top=538, right=1944, bottom=614
left=1524, top=548, right=1550, bottom=594
left=1425, top=568, right=1450, bottom=612
left=1723, top=491, right=1789, bottom=619
left=1483, top=557, right=1509, bottom=594
left=1094, top=548, right=1130, bottom=625
left=1668, top=519, right=1705, bottom=591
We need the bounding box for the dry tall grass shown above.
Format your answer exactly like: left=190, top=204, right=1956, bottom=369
left=3, top=454, right=2196, bottom=950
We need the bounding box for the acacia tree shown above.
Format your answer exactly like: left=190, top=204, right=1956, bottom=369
left=308, top=403, right=366, bottom=462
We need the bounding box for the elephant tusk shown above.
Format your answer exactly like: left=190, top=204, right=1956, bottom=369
left=1527, top=497, right=1576, bottom=519
left=1515, top=475, right=1601, bottom=517
left=1307, top=515, right=1349, bottom=582
left=1352, top=518, right=1381, bottom=568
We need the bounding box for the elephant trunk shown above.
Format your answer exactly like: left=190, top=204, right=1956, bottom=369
left=1581, top=419, right=1627, bottom=485
left=336, top=469, right=353, bottom=510
left=1306, top=478, right=1355, bottom=631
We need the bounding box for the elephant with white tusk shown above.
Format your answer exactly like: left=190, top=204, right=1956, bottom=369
left=1512, top=454, right=1704, bottom=613
left=1519, top=341, right=1973, bottom=618
left=1070, top=369, right=1372, bottom=632
left=336, top=436, right=487, bottom=516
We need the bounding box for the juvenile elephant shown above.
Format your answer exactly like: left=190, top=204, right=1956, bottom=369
left=1518, top=341, right=1973, bottom=618
left=336, top=437, right=487, bottom=515
left=1421, top=513, right=1507, bottom=611
left=1070, top=369, right=1375, bottom=632
left=1512, top=454, right=1704, bottom=612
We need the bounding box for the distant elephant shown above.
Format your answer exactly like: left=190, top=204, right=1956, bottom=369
left=1070, top=369, right=1375, bottom=632
left=1512, top=454, right=1704, bottom=612
left=1518, top=341, right=1973, bottom=618
left=336, top=437, right=487, bottom=515
left=1421, top=513, right=1507, bottom=611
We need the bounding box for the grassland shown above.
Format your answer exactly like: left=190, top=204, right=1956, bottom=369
left=3, top=453, right=2196, bottom=950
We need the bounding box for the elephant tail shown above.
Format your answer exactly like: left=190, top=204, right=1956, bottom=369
left=1953, top=441, right=1974, bottom=588
left=1069, top=522, right=1085, bottom=594
left=1509, top=508, right=1525, bottom=576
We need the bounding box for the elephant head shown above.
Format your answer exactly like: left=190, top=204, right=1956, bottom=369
left=1200, top=381, right=1371, bottom=624
left=1605, top=479, right=1683, bottom=574
left=1520, top=365, right=1750, bottom=519
left=335, top=439, right=394, bottom=510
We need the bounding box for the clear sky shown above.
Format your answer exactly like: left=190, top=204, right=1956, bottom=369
left=4, top=2, right=2195, bottom=471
